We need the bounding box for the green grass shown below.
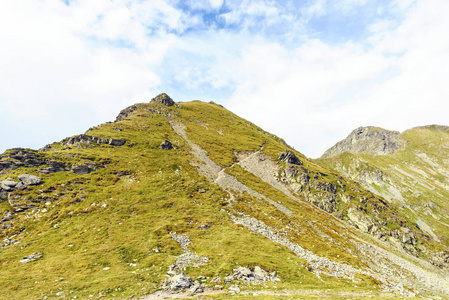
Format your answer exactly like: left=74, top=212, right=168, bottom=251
left=0, top=100, right=430, bottom=299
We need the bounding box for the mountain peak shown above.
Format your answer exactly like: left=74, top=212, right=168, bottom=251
left=321, top=126, right=403, bottom=158
left=151, top=93, right=174, bottom=106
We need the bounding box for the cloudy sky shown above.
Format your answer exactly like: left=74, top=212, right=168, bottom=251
left=1, top=0, right=448, bottom=158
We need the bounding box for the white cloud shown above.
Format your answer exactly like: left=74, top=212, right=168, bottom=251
left=224, top=0, right=449, bottom=157
left=1, top=0, right=448, bottom=160
left=0, top=0, right=166, bottom=150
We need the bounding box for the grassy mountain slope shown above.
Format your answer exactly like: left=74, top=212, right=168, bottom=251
left=1, top=96, right=448, bottom=299
left=318, top=125, right=449, bottom=267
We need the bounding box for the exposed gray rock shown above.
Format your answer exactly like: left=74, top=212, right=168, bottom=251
left=159, top=140, right=173, bottom=150
left=0, top=175, right=41, bottom=192
left=20, top=252, right=42, bottom=263
left=198, top=223, right=212, bottom=230
left=39, top=161, right=67, bottom=174
left=151, top=93, right=174, bottom=106
left=347, top=208, right=375, bottom=233
left=61, top=134, right=126, bottom=147
left=163, top=273, right=194, bottom=291
left=0, top=149, right=46, bottom=172
left=0, top=181, right=17, bottom=191
left=225, top=266, right=278, bottom=283
left=321, top=126, right=404, bottom=158
left=109, top=138, right=126, bottom=146
left=71, top=164, right=95, bottom=175
left=61, top=134, right=108, bottom=146
left=169, top=232, right=209, bottom=273
left=279, top=150, right=303, bottom=165
left=1, top=212, right=12, bottom=223
left=116, top=104, right=139, bottom=121
left=188, top=283, right=204, bottom=294
left=430, top=251, right=449, bottom=268
left=0, top=190, right=7, bottom=200
left=0, top=237, right=19, bottom=249
left=18, top=174, right=41, bottom=186
left=306, top=192, right=337, bottom=213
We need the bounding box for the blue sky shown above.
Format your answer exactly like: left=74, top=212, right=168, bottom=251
left=1, top=0, right=449, bottom=157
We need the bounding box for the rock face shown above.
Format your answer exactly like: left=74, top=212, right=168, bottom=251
left=151, top=93, right=174, bottom=106
left=39, top=161, right=67, bottom=174
left=0, top=148, right=46, bottom=172
left=71, top=164, right=96, bottom=175
left=61, top=134, right=126, bottom=147
left=321, top=126, right=404, bottom=158
left=116, top=104, right=139, bottom=121
left=278, top=150, right=303, bottom=165
left=159, top=140, right=173, bottom=150
left=109, top=138, right=126, bottom=146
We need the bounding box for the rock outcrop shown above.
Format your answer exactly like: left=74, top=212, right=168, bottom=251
left=159, top=140, right=173, bottom=150
left=0, top=149, right=46, bottom=172
left=151, top=93, right=174, bottom=106
left=61, top=134, right=126, bottom=147
left=321, top=126, right=404, bottom=158
left=20, top=252, right=42, bottom=264
left=225, top=266, right=278, bottom=283
left=278, top=150, right=303, bottom=165
left=71, top=163, right=96, bottom=175
left=0, top=174, right=42, bottom=193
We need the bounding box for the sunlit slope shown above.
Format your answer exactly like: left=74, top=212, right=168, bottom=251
left=0, top=98, right=448, bottom=299
left=319, top=125, right=449, bottom=263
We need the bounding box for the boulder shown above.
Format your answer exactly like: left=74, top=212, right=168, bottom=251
left=72, top=164, right=95, bottom=175
left=18, top=174, right=41, bottom=186
left=20, top=252, right=42, bottom=264
left=188, top=283, right=203, bottom=294
left=151, top=93, right=175, bottom=106
left=159, top=140, right=173, bottom=150
left=0, top=181, right=18, bottom=191
left=166, top=273, right=194, bottom=291
left=109, top=138, right=126, bottom=146
left=254, top=266, right=268, bottom=279
left=279, top=150, right=303, bottom=165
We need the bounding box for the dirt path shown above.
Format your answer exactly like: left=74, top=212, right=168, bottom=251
left=167, top=118, right=449, bottom=298
left=169, top=119, right=292, bottom=216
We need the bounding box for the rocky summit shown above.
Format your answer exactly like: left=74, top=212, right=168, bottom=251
left=1, top=94, right=449, bottom=299
left=321, top=126, right=404, bottom=158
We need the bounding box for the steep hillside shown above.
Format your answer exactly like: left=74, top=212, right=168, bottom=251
left=318, top=125, right=449, bottom=267
left=1, top=95, right=448, bottom=299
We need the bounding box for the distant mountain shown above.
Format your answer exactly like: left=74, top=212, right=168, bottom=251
left=321, top=126, right=404, bottom=158
left=318, top=124, right=449, bottom=273
left=1, top=95, right=448, bottom=299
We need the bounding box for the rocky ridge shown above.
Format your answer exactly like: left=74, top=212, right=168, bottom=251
left=321, top=126, right=404, bottom=158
